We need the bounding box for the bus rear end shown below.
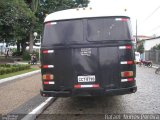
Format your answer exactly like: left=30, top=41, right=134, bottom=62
left=41, top=16, right=137, bottom=97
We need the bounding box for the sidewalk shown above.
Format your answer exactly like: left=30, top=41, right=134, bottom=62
left=0, top=73, right=43, bottom=115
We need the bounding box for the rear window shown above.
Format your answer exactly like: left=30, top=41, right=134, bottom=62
left=42, top=17, right=132, bottom=45
left=43, top=20, right=83, bottom=45
left=87, top=17, right=132, bottom=41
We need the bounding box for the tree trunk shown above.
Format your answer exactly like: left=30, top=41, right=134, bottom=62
left=21, top=40, right=27, bottom=54
left=29, top=25, right=34, bottom=53
left=17, top=42, right=21, bottom=53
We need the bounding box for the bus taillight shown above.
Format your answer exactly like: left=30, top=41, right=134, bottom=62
left=43, top=74, right=54, bottom=80
left=121, top=71, right=133, bottom=77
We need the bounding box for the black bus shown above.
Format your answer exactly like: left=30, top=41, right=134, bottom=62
left=40, top=8, right=137, bottom=97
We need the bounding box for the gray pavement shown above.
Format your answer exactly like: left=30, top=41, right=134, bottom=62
left=0, top=73, right=47, bottom=115
left=37, top=66, right=160, bottom=120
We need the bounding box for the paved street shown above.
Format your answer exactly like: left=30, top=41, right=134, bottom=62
left=0, top=73, right=47, bottom=116
left=37, top=66, right=160, bottom=120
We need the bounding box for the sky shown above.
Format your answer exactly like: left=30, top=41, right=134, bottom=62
left=89, top=0, right=160, bottom=36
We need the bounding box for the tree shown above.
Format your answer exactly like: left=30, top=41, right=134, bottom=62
left=25, top=0, right=40, bottom=53
left=39, top=0, right=89, bottom=16
left=137, top=43, right=144, bottom=54
left=0, top=0, right=35, bottom=53
left=151, top=44, right=160, bottom=50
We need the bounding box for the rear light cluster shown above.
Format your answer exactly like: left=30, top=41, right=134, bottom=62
left=42, top=74, right=55, bottom=85
left=119, top=45, right=135, bottom=83
left=42, top=49, right=55, bottom=85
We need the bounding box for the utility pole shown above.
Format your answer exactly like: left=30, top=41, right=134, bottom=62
left=136, top=19, right=138, bottom=49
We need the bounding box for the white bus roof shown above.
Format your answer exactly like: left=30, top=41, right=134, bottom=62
left=44, top=7, right=129, bottom=22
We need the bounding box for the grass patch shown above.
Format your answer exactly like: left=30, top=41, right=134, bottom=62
left=0, top=68, right=39, bottom=79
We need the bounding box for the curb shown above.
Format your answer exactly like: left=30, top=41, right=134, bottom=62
left=22, top=97, right=56, bottom=120
left=152, top=66, right=158, bottom=69
left=0, top=70, right=41, bottom=84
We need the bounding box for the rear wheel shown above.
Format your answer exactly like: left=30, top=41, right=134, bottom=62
left=148, top=63, right=152, bottom=68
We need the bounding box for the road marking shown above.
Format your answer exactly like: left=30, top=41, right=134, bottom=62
left=22, top=97, right=56, bottom=120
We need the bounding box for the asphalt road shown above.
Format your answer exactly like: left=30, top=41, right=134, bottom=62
left=37, top=66, right=160, bottom=120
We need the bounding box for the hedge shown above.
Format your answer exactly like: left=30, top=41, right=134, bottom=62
left=0, top=64, right=31, bottom=75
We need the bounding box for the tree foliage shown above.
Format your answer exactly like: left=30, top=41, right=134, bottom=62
left=0, top=0, right=35, bottom=47
left=151, top=44, right=160, bottom=50
left=137, top=43, right=144, bottom=54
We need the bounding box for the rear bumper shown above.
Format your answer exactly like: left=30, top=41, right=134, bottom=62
left=40, top=86, right=137, bottom=97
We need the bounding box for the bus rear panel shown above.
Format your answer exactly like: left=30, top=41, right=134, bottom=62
left=41, top=16, right=137, bottom=97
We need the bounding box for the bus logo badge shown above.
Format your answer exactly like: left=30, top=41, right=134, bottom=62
left=80, top=48, right=91, bottom=56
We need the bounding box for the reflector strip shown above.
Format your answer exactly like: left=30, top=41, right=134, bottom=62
left=44, top=81, right=55, bottom=84
left=46, top=22, right=57, bottom=26
left=42, top=50, right=54, bottom=54
left=121, top=78, right=134, bottom=82
left=43, top=65, right=54, bottom=68
left=74, top=84, right=100, bottom=88
left=120, top=61, right=133, bottom=65
left=119, top=46, right=132, bottom=49
left=51, top=22, right=57, bottom=25
left=115, top=18, right=128, bottom=21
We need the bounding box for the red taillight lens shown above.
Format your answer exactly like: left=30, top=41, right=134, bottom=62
left=126, top=46, right=132, bottom=49
left=128, top=78, right=134, bottom=81
left=127, top=61, right=133, bottom=64
left=121, top=71, right=133, bottom=77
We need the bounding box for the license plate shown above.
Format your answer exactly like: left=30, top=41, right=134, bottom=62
left=78, top=75, right=95, bottom=82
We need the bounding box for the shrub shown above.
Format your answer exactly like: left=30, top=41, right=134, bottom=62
left=11, top=67, right=17, bottom=72
left=12, top=51, right=22, bottom=56
left=0, top=64, right=31, bottom=75
left=0, top=69, right=5, bottom=75
left=23, top=51, right=39, bottom=61
left=6, top=68, right=12, bottom=73
left=5, top=64, right=11, bottom=68
left=22, top=51, right=31, bottom=61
